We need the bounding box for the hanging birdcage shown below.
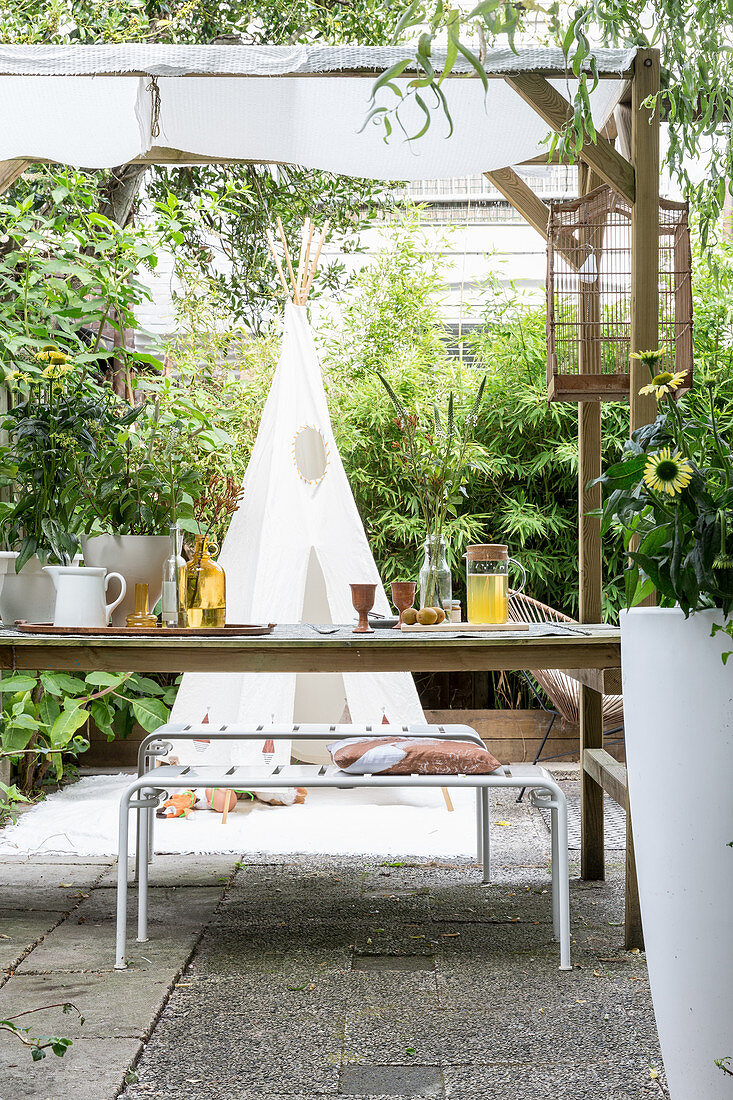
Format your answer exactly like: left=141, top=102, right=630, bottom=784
left=546, top=184, right=693, bottom=402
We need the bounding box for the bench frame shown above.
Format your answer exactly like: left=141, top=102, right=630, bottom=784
left=116, top=724, right=571, bottom=972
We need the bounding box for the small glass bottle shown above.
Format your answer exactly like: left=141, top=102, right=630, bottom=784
left=185, top=535, right=226, bottom=628
left=162, top=523, right=187, bottom=628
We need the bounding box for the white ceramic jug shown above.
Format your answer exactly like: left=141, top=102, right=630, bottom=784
left=43, top=566, right=126, bottom=628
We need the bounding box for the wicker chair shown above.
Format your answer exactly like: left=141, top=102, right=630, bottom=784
left=508, top=591, right=623, bottom=795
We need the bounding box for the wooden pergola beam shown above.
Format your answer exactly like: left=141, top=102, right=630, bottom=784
left=484, top=167, right=550, bottom=239
left=0, top=158, right=30, bottom=196
left=505, top=73, right=635, bottom=204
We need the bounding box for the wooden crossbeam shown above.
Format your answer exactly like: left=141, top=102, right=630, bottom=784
left=582, top=747, right=627, bottom=808
left=505, top=74, right=635, bottom=204
left=0, top=158, right=30, bottom=196
left=484, top=167, right=551, bottom=239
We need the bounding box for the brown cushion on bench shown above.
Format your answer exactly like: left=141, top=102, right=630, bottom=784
left=327, top=735, right=501, bottom=776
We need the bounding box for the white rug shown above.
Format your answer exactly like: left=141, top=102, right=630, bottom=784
left=0, top=774, right=480, bottom=858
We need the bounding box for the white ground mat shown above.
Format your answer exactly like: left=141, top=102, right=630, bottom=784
left=0, top=774, right=483, bottom=858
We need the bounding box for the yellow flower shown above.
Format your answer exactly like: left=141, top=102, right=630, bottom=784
left=643, top=448, right=693, bottom=496
left=48, top=351, right=68, bottom=364
left=639, top=370, right=689, bottom=399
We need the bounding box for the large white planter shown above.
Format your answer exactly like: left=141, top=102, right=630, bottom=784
left=81, top=535, right=169, bottom=626
left=0, top=551, right=56, bottom=625
left=621, top=607, right=733, bottom=1098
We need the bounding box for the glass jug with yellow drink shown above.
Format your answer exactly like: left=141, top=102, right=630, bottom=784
left=466, top=545, right=526, bottom=625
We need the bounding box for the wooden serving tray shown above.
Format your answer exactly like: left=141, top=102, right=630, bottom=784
left=400, top=621, right=529, bottom=633
left=13, top=622, right=276, bottom=637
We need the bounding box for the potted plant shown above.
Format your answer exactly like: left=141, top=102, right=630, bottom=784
left=0, top=350, right=133, bottom=624
left=597, top=351, right=733, bottom=1099
left=79, top=385, right=204, bottom=625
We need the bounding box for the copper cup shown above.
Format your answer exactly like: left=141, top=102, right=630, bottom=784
left=390, top=581, right=416, bottom=629
left=350, top=583, right=377, bottom=633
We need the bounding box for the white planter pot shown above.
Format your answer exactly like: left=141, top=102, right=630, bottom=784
left=621, top=607, right=733, bottom=1099
left=81, top=535, right=169, bottom=626
left=0, top=551, right=57, bottom=625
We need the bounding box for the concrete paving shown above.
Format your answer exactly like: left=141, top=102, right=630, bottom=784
left=0, top=786, right=666, bottom=1099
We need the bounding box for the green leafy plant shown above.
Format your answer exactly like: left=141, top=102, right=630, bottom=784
left=0, top=670, right=176, bottom=809
left=369, top=2, right=733, bottom=239
left=0, top=350, right=139, bottom=567
left=378, top=371, right=489, bottom=606
left=597, top=352, right=733, bottom=614
left=0, top=1002, right=82, bottom=1061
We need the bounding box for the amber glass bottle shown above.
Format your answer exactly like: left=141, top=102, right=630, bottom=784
left=185, top=536, right=226, bottom=628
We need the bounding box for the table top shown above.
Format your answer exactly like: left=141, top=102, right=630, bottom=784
left=0, top=622, right=621, bottom=676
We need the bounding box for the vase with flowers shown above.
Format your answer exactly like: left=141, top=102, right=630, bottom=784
left=596, top=348, right=733, bottom=1100
left=378, top=372, right=488, bottom=613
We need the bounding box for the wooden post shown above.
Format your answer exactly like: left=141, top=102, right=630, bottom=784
left=630, top=49, right=661, bottom=429
left=576, top=162, right=605, bottom=881
left=578, top=398, right=604, bottom=881
left=623, top=46, right=661, bottom=949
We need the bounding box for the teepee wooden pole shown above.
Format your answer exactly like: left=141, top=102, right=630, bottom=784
left=265, top=229, right=290, bottom=299
left=442, top=787, right=454, bottom=812
left=302, top=221, right=329, bottom=301
left=295, top=219, right=311, bottom=302
left=276, top=217, right=299, bottom=302
left=299, top=220, right=315, bottom=299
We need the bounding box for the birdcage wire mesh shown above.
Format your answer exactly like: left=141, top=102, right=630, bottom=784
left=546, top=184, right=692, bottom=402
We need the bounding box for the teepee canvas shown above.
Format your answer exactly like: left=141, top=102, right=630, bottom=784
left=169, top=225, right=423, bottom=767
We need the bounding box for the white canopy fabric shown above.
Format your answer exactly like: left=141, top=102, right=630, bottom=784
left=0, top=44, right=635, bottom=180
left=169, top=302, right=424, bottom=769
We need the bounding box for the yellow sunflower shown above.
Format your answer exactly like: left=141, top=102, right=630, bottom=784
left=639, top=370, right=689, bottom=399
left=643, top=448, right=693, bottom=496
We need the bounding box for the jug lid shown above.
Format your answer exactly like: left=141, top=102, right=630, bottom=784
left=466, top=544, right=508, bottom=561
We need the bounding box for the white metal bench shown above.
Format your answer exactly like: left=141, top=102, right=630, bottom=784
left=116, top=723, right=571, bottom=971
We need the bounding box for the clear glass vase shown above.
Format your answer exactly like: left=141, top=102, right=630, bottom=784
left=185, top=535, right=226, bottom=628
left=419, top=535, right=452, bottom=612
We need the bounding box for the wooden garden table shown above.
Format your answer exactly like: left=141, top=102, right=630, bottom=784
left=0, top=622, right=627, bottom=935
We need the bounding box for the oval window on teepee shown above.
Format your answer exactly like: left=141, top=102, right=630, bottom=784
left=293, top=425, right=329, bottom=484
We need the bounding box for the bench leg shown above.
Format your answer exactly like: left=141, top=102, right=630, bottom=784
left=475, top=789, right=483, bottom=864
left=137, top=789, right=152, bottom=943
left=480, top=788, right=490, bottom=884
left=551, top=804, right=560, bottom=941
left=554, top=791, right=571, bottom=972
left=115, top=792, right=132, bottom=970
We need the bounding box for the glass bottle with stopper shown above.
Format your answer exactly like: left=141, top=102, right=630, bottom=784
left=162, top=523, right=187, bottom=628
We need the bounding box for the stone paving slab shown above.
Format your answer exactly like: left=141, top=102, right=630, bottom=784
left=97, top=853, right=239, bottom=888
left=0, top=861, right=109, bottom=888
left=0, top=909, right=64, bottom=972
left=0, top=884, right=90, bottom=913
left=0, top=969, right=177, bottom=1039
left=122, top=1014, right=344, bottom=1094
left=13, top=886, right=224, bottom=974
left=442, top=1058, right=666, bottom=1098
left=0, top=1036, right=141, bottom=1100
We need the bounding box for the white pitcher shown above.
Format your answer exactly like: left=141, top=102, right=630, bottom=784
left=43, top=566, right=126, bottom=628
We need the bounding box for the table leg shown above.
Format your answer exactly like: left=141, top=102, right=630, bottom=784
left=580, top=683, right=604, bottom=881
left=624, top=798, right=644, bottom=949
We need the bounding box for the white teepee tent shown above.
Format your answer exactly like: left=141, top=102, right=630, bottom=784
left=169, top=224, right=424, bottom=768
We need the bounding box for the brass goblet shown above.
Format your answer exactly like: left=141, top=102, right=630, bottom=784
left=350, top=583, right=377, bottom=633
left=390, top=581, right=416, bottom=630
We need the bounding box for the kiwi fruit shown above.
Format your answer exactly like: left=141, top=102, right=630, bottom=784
left=432, top=607, right=446, bottom=624
left=401, top=607, right=418, bottom=625
left=416, top=606, right=438, bottom=626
